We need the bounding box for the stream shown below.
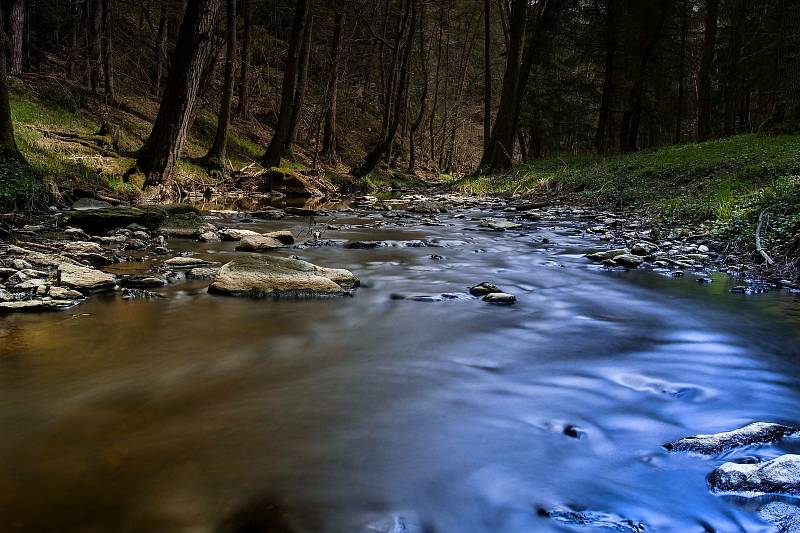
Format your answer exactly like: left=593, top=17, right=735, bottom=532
left=1, top=201, right=800, bottom=532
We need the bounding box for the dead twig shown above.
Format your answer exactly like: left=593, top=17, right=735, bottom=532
left=756, top=209, right=775, bottom=266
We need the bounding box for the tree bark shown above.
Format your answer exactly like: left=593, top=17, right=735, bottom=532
left=478, top=0, right=526, bottom=172
left=483, top=0, right=491, bottom=152
left=7, top=0, right=25, bottom=75
left=65, top=0, right=77, bottom=80
left=407, top=4, right=429, bottom=174
left=697, top=0, right=719, bottom=141
left=205, top=0, right=237, bottom=168
left=618, top=1, right=670, bottom=153
left=87, top=0, right=101, bottom=94
left=101, top=0, right=115, bottom=103
left=236, top=0, right=253, bottom=117
left=0, top=8, right=23, bottom=161
left=352, top=0, right=418, bottom=178
left=287, top=14, right=314, bottom=153
left=723, top=0, right=746, bottom=136
left=594, top=0, right=617, bottom=153
left=138, top=0, right=222, bottom=188
left=675, top=0, right=687, bottom=143
left=322, top=0, right=345, bottom=163
left=261, top=0, right=310, bottom=168
left=153, top=1, right=168, bottom=96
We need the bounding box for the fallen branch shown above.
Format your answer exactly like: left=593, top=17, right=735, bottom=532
left=756, top=209, right=775, bottom=265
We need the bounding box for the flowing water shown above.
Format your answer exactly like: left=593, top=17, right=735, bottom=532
left=2, top=203, right=800, bottom=532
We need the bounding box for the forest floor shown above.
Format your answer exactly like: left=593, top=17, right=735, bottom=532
left=459, top=134, right=800, bottom=282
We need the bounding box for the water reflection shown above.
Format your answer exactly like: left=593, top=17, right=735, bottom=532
left=1, top=204, right=799, bottom=532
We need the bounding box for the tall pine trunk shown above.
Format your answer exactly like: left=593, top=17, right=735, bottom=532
left=322, top=0, right=345, bottom=163
left=7, top=0, right=25, bottom=75
left=153, top=1, right=167, bottom=95
left=287, top=14, right=314, bottom=154
left=88, top=0, right=101, bottom=94
left=138, top=0, right=222, bottom=188
left=261, top=0, right=310, bottom=168
left=478, top=0, right=526, bottom=172
left=594, top=0, right=617, bottom=153
left=482, top=0, right=491, bottom=152
left=697, top=0, right=719, bottom=141
left=101, top=0, right=115, bottom=103
left=0, top=8, right=23, bottom=161
left=236, top=0, right=253, bottom=117
left=205, top=0, right=237, bottom=168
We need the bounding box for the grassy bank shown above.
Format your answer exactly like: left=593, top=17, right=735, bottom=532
left=1, top=77, right=265, bottom=205
left=457, top=134, right=800, bottom=277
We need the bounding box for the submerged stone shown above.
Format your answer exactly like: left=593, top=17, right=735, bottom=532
left=469, top=282, right=503, bottom=296
left=483, top=292, right=516, bottom=304
left=709, top=454, right=800, bottom=496
left=537, top=505, right=645, bottom=532
left=664, top=422, right=799, bottom=454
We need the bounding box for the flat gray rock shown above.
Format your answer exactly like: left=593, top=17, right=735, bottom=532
left=209, top=254, right=358, bottom=297
left=58, top=263, right=116, bottom=292
left=665, top=422, right=799, bottom=454
left=709, top=454, right=800, bottom=496
left=235, top=235, right=284, bottom=252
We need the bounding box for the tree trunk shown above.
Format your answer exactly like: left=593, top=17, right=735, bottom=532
left=261, top=0, right=310, bottom=168
left=0, top=8, right=23, bottom=161
left=618, top=1, right=670, bottom=153
left=101, top=0, right=115, bottom=103
left=478, top=0, right=526, bottom=172
left=7, top=0, right=25, bottom=75
left=353, top=0, right=418, bottom=178
left=594, top=0, right=616, bottom=153
left=65, top=0, right=77, bottom=80
left=697, top=0, right=719, bottom=141
left=674, top=0, right=687, bottom=143
left=88, top=0, right=101, bottom=94
left=153, top=1, right=168, bottom=95
left=407, top=4, right=429, bottom=174
left=138, top=0, right=222, bottom=188
left=723, top=0, right=746, bottom=136
left=483, top=0, right=491, bottom=152
left=236, top=0, right=253, bottom=117
left=322, top=0, right=345, bottom=163
left=287, top=14, right=314, bottom=153
left=205, top=0, right=237, bottom=168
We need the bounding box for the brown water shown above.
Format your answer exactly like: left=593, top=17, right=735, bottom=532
left=2, top=204, right=800, bottom=532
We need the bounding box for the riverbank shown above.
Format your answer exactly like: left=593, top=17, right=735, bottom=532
left=456, top=134, right=800, bottom=283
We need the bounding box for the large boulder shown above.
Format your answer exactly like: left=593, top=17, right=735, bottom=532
left=665, top=422, right=799, bottom=455
left=709, top=454, right=800, bottom=496
left=58, top=263, right=116, bottom=292
left=66, top=207, right=166, bottom=232
left=209, top=254, right=358, bottom=297
left=158, top=205, right=210, bottom=238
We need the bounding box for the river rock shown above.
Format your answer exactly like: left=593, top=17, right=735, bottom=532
left=0, top=267, right=17, bottom=279
left=586, top=248, right=630, bottom=262
left=121, top=288, right=164, bottom=299
left=67, top=207, right=166, bottom=233
left=264, top=230, right=295, bottom=245
left=199, top=231, right=221, bottom=242
left=538, top=505, right=645, bottom=532
left=11, top=258, right=33, bottom=270
left=209, top=254, right=358, bottom=297
left=186, top=267, right=218, bottom=280
left=163, top=256, right=215, bottom=269
left=235, top=235, right=285, bottom=252
left=631, top=242, right=658, bottom=256
left=48, top=286, right=84, bottom=300
left=407, top=201, right=446, bottom=214
left=0, top=288, right=14, bottom=302
left=483, top=292, right=516, bottom=304
left=58, top=263, right=116, bottom=292
left=0, top=299, right=80, bottom=312
left=158, top=206, right=210, bottom=238
left=120, top=276, right=167, bottom=288
left=665, top=422, right=799, bottom=454
left=219, top=228, right=262, bottom=241
left=60, top=241, right=105, bottom=255
left=709, top=454, right=800, bottom=496
left=614, top=254, right=645, bottom=268
left=469, top=282, right=503, bottom=296
left=72, top=197, right=114, bottom=210
left=480, top=218, right=523, bottom=231
left=760, top=502, right=800, bottom=533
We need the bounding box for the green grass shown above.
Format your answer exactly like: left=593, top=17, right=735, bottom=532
left=457, top=134, right=800, bottom=270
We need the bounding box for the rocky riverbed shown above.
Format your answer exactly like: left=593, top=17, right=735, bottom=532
left=2, top=193, right=800, bottom=532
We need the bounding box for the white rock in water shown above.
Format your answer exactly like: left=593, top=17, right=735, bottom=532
left=480, top=218, right=523, bottom=231
left=709, top=454, right=800, bottom=496
left=162, top=257, right=215, bottom=269
left=483, top=292, right=516, bottom=304
left=58, top=263, right=116, bottom=292
left=209, top=254, right=358, bottom=297
left=665, top=422, right=799, bottom=454
left=760, top=502, right=800, bottom=533
left=235, top=234, right=285, bottom=252
left=218, top=228, right=262, bottom=241
left=586, top=248, right=630, bottom=261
